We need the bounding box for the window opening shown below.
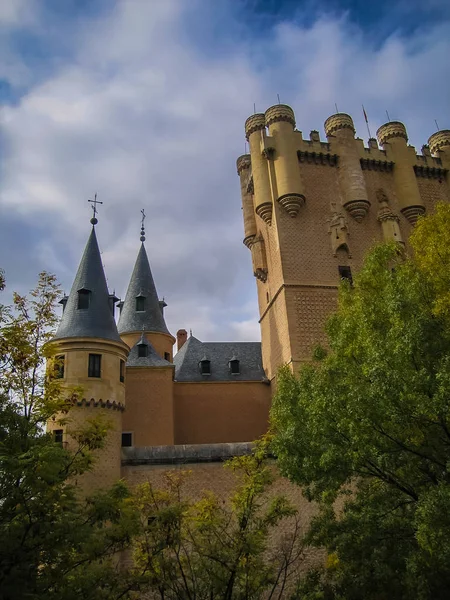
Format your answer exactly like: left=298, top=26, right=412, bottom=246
left=229, top=359, right=240, bottom=375
left=54, top=355, right=65, bottom=379
left=338, top=266, right=353, bottom=285
left=121, top=432, right=132, bottom=447
left=138, top=344, right=148, bottom=358
left=54, top=429, right=63, bottom=444
left=199, top=359, right=211, bottom=375
left=120, top=360, right=125, bottom=382
left=136, top=296, right=146, bottom=312
left=77, top=289, right=90, bottom=309
left=88, top=354, right=101, bottom=378
left=164, top=352, right=170, bottom=362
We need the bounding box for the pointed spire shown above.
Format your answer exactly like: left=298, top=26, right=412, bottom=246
left=117, top=242, right=171, bottom=336
left=53, top=227, right=121, bottom=342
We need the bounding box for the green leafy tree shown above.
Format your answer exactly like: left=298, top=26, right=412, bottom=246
left=271, top=205, right=450, bottom=600
left=132, top=437, right=306, bottom=600
left=0, top=271, right=139, bottom=599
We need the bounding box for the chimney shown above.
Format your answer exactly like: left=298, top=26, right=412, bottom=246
left=177, top=329, right=188, bottom=352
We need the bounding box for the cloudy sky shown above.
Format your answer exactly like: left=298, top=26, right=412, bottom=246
left=1, top=0, right=449, bottom=344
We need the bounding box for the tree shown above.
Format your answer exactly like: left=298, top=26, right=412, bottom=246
left=271, top=205, right=450, bottom=600
left=0, top=271, right=139, bottom=599
left=132, top=437, right=306, bottom=600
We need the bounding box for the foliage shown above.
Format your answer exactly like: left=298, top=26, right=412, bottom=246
left=271, top=205, right=450, bottom=600
left=0, top=271, right=139, bottom=599
left=132, top=436, right=305, bottom=600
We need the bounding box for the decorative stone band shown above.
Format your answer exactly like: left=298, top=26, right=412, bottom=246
left=378, top=206, right=400, bottom=223
left=277, top=193, right=305, bottom=218
left=427, top=130, right=450, bottom=155
left=343, top=199, right=371, bottom=222
left=324, top=113, right=355, bottom=137
left=298, top=150, right=338, bottom=166
left=243, top=234, right=256, bottom=249
left=255, top=202, right=273, bottom=225
left=376, top=121, right=408, bottom=146
left=254, top=268, right=268, bottom=283
left=236, top=154, right=251, bottom=175
left=245, top=113, right=266, bottom=140
left=414, top=165, right=448, bottom=179
left=265, top=104, right=296, bottom=129
left=401, top=205, right=426, bottom=225
left=360, top=158, right=394, bottom=172
left=122, top=442, right=254, bottom=466
left=73, top=397, right=125, bottom=411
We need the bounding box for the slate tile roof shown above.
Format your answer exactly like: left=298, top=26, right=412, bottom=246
left=126, top=333, right=173, bottom=368
left=118, top=243, right=171, bottom=336
left=173, top=335, right=265, bottom=382
left=53, top=226, right=121, bottom=342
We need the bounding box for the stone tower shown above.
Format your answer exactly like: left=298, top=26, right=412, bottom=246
left=117, top=226, right=175, bottom=447
left=48, top=222, right=129, bottom=491
left=238, top=105, right=450, bottom=381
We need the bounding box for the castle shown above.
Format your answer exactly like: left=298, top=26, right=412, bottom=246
left=47, top=104, right=450, bottom=495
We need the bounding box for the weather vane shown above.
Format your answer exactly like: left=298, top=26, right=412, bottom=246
left=88, top=193, right=103, bottom=225
left=140, top=209, right=146, bottom=242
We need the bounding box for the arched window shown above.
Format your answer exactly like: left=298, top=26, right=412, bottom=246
left=77, top=288, right=91, bottom=309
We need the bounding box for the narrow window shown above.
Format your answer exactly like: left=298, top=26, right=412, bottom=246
left=338, top=266, right=353, bottom=285
left=229, top=359, right=240, bottom=375
left=77, top=289, right=90, bottom=309
left=199, top=359, right=211, bottom=375
left=54, top=355, right=65, bottom=379
left=121, top=432, right=133, bottom=447
left=88, top=353, right=101, bottom=378
left=138, top=344, right=148, bottom=358
left=136, top=296, right=146, bottom=312
left=164, top=352, right=170, bottom=362
left=54, top=429, right=63, bottom=444
left=266, top=291, right=270, bottom=304
left=120, top=360, right=125, bottom=383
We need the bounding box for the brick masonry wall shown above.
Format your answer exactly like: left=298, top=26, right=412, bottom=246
left=174, top=381, right=271, bottom=444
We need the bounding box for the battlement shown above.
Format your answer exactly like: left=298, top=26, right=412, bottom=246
left=238, top=102, right=449, bottom=380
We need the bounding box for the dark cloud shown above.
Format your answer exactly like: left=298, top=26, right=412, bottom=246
left=1, top=0, right=449, bottom=343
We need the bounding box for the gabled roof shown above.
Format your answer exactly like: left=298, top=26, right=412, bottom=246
left=126, top=333, right=173, bottom=368
left=118, top=243, right=171, bottom=336
left=53, top=227, right=121, bottom=342
left=173, top=336, right=265, bottom=382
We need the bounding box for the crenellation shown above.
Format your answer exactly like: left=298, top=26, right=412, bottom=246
left=239, top=104, right=449, bottom=381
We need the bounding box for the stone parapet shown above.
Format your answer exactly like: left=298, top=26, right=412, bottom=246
left=236, top=154, right=251, bottom=174
left=265, top=104, right=296, bottom=129
left=245, top=113, right=266, bottom=140
left=324, top=113, right=355, bottom=136
left=376, top=121, right=408, bottom=146
left=428, top=130, right=450, bottom=155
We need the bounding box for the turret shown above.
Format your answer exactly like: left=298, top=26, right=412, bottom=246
left=325, top=113, right=370, bottom=221
left=376, top=121, right=425, bottom=225
left=264, top=104, right=305, bottom=217
left=117, top=215, right=175, bottom=359
left=237, top=154, right=257, bottom=248
left=118, top=214, right=175, bottom=446
left=48, top=210, right=129, bottom=492
left=245, top=113, right=273, bottom=225
left=428, top=129, right=450, bottom=170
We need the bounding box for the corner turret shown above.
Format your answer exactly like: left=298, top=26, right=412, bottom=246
left=376, top=121, right=425, bottom=224
left=48, top=212, right=129, bottom=492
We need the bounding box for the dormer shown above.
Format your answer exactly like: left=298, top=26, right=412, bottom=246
left=199, top=357, right=211, bottom=376
left=77, top=287, right=91, bottom=309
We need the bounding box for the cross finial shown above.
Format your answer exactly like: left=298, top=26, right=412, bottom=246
left=88, top=193, right=103, bottom=225
left=140, top=208, right=146, bottom=242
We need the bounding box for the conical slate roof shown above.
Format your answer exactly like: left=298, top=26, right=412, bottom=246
left=53, top=227, right=121, bottom=342
left=117, top=243, right=170, bottom=336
